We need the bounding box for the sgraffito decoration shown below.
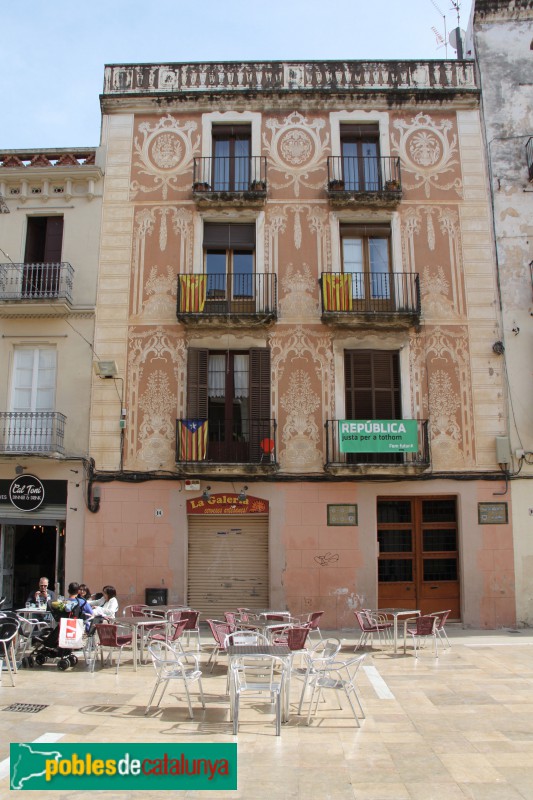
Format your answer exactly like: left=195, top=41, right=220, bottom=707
left=279, top=263, right=319, bottom=319
left=263, top=111, right=329, bottom=197
left=392, top=113, right=462, bottom=198
left=280, top=369, right=321, bottom=468
left=127, top=327, right=187, bottom=469
left=130, top=114, right=200, bottom=199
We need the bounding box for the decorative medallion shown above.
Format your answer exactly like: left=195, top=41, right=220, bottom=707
left=392, top=113, right=462, bottom=197
left=263, top=111, right=329, bottom=196
left=130, top=114, right=199, bottom=199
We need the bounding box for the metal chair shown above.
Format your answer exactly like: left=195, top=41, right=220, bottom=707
left=206, top=619, right=232, bottom=672
left=305, top=653, right=366, bottom=726
left=96, top=622, right=133, bottom=673
left=0, top=619, right=19, bottom=686
left=230, top=654, right=286, bottom=736
left=122, top=604, right=150, bottom=618
left=303, top=611, right=324, bottom=641
left=148, top=618, right=188, bottom=650
left=271, top=625, right=310, bottom=667
left=145, top=642, right=205, bottom=718
left=430, top=610, right=451, bottom=648
left=296, top=636, right=342, bottom=714
left=353, top=609, right=392, bottom=650
left=405, top=614, right=439, bottom=658
left=180, top=610, right=201, bottom=651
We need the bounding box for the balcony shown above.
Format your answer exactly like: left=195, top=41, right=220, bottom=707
left=327, top=156, right=402, bottom=207
left=176, top=272, right=277, bottom=327
left=324, top=419, right=430, bottom=475
left=192, top=156, right=267, bottom=206
left=0, top=262, right=74, bottom=317
left=0, top=412, right=66, bottom=455
left=176, top=418, right=278, bottom=476
left=527, top=137, right=533, bottom=181
left=320, top=272, right=420, bottom=329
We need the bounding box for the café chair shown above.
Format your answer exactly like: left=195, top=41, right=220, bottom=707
left=296, top=637, right=342, bottom=714
left=145, top=642, right=205, bottom=718
left=231, top=654, right=285, bottom=736
left=430, top=610, right=452, bottom=648
left=96, top=623, right=133, bottom=674
left=305, top=653, right=366, bottom=727
left=405, top=614, right=439, bottom=658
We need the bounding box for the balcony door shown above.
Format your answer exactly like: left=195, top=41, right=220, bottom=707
left=23, top=216, right=63, bottom=298
left=212, top=126, right=251, bottom=191
left=341, top=124, right=380, bottom=191
left=187, top=347, right=270, bottom=463
left=9, top=348, right=56, bottom=451
left=341, top=224, right=392, bottom=306
left=204, top=223, right=255, bottom=313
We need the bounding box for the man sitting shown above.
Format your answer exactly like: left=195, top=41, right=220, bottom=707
left=26, top=577, right=56, bottom=606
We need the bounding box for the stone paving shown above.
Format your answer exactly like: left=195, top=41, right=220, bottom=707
left=1, top=626, right=533, bottom=799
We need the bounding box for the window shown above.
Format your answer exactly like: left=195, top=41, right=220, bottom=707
left=9, top=348, right=57, bottom=449
left=187, top=347, right=270, bottom=463
left=212, top=125, right=251, bottom=191
left=341, top=224, right=391, bottom=303
left=204, top=223, right=255, bottom=311
left=340, top=124, right=380, bottom=191
left=344, top=350, right=401, bottom=464
left=23, top=216, right=63, bottom=297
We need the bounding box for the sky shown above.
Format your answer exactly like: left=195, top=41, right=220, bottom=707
left=1, top=0, right=473, bottom=151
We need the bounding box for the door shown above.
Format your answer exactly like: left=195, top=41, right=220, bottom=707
left=9, top=348, right=57, bottom=451
left=342, top=139, right=380, bottom=191
left=204, top=223, right=255, bottom=313
left=377, top=497, right=460, bottom=618
left=0, top=525, right=15, bottom=607
left=212, top=127, right=251, bottom=191
left=341, top=225, right=393, bottom=308
left=23, top=216, right=63, bottom=297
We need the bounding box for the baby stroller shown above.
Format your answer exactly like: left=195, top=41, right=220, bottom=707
left=33, top=599, right=91, bottom=670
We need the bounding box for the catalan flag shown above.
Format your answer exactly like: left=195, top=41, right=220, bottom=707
left=178, top=419, right=208, bottom=461
left=178, top=275, right=207, bottom=312
left=322, top=273, right=353, bottom=311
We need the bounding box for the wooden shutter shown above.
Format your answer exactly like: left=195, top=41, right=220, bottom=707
left=345, top=350, right=400, bottom=419
left=340, top=123, right=379, bottom=139
left=24, top=217, right=63, bottom=263
left=203, top=223, right=255, bottom=250
left=249, top=347, right=271, bottom=461
left=186, top=348, right=208, bottom=418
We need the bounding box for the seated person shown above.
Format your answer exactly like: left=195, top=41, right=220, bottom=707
left=63, top=582, right=94, bottom=618
left=26, top=577, right=56, bottom=606
left=78, top=583, right=91, bottom=602
left=89, top=585, right=119, bottom=618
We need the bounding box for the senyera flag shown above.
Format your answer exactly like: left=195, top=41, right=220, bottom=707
left=178, top=419, right=208, bottom=461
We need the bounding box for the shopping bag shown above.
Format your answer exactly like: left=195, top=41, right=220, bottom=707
left=59, top=617, right=85, bottom=649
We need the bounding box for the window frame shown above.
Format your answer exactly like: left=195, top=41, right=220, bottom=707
left=340, top=223, right=393, bottom=304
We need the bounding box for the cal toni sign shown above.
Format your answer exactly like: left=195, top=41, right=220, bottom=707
left=9, top=474, right=45, bottom=511
left=339, top=420, right=419, bottom=453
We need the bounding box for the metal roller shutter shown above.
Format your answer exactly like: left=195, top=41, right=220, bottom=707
left=187, top=514, right=269, bottom=619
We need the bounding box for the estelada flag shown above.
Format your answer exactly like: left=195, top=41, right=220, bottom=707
left=178, top=275, right=207, bottom=312
left=178, top=419, right=208, bottom=461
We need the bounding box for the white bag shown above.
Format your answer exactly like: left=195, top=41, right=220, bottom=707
left=59, top=617, right=85, bottom=649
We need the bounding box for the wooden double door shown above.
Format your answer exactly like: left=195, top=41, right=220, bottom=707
left=377, top=496, right=460, bottom=619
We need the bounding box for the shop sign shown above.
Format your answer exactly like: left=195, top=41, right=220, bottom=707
left=187, top=494, right=268, bottom=515
left=339, top=419, right=419, bottom=453
left=8, top=474, right=45, bottom=511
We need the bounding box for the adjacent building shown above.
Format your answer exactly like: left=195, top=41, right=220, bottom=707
left=83, top=57, right=513, bottom=628
left=467, top=0, right=533, bottom=625
left=0, top=148, right=103, bottom=606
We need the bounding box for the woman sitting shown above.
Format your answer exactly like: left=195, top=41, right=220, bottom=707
left=89, top=585, right=119, bottom=619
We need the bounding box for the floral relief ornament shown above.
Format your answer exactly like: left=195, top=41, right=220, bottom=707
left=392, top=113, right=462, bottom=198
left=131, top=114, right=200, bottom=199
left=263, top=111, right=329, bottom=197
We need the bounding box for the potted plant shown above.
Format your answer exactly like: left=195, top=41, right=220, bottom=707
left=250, top=179, right=266, bottom=192
left=384, top=179, right=400, bottom=191
left=193, top=181, right=211, bottom=192
left=328, top=178, right=345, bottom=191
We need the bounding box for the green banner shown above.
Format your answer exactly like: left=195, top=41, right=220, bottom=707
left=10, top=743, right=237, bottom=791
left=339, top=419, right=419, bottom=453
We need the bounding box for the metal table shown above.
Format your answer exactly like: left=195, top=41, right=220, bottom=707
left=378, top=608, right=421, bottom=654
left=227, top=644, right=292, bottom=722
left=116, top=615, right=166, bottom=671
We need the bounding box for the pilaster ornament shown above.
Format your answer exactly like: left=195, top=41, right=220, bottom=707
left=280, top=369, right=322, bottom=469
left=263, top=111, right=329, bottom=197
left=392, top=113, right=462, bottom=198
left=130, top=114, right=200, bottom=199
left=279, top=263, right=319, bottom=319
left=137, top=369, right=177, bottom=469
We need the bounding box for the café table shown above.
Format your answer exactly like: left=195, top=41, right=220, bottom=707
left=226, top=644, right=292, bottom=723
left=116, top=615, right=166, bottom=671
left=377, top=608, right=421, bottom=654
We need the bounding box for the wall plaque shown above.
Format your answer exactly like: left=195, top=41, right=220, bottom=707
left=327, top=504, right=358, bottom=526
left=478, top=502, right=508, bottom=525
left=9, top=475, right=45, bottom=512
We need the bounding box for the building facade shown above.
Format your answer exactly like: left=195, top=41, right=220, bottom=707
left=468, top=0, right=533, bottom=626
left=85, top=58, right=513, bottom=628
left=0, top=148, right=103, bottom=606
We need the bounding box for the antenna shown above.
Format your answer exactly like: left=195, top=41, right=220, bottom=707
left=430, top=0, right=448, bottom=58
left=449, top=0, right=464, bottom=59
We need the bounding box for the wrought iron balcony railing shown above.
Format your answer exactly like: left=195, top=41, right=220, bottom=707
left=0, top=411, right=66, bottom=454
left=193, top=156, right=267, bottom=194
left=327, top=156, right=402, bottom=196
left=320, top=272, right=420, bottom=316
left=176, top=418, right=277, bottom=464
left=0, top=262, right=74, bottom=302
left=324, top=419, right=429, bottom=468
left=176, top=272, right=277, bottom=320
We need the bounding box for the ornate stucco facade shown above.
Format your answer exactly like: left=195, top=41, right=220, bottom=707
left=81, top=58, right=513, bottom=629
